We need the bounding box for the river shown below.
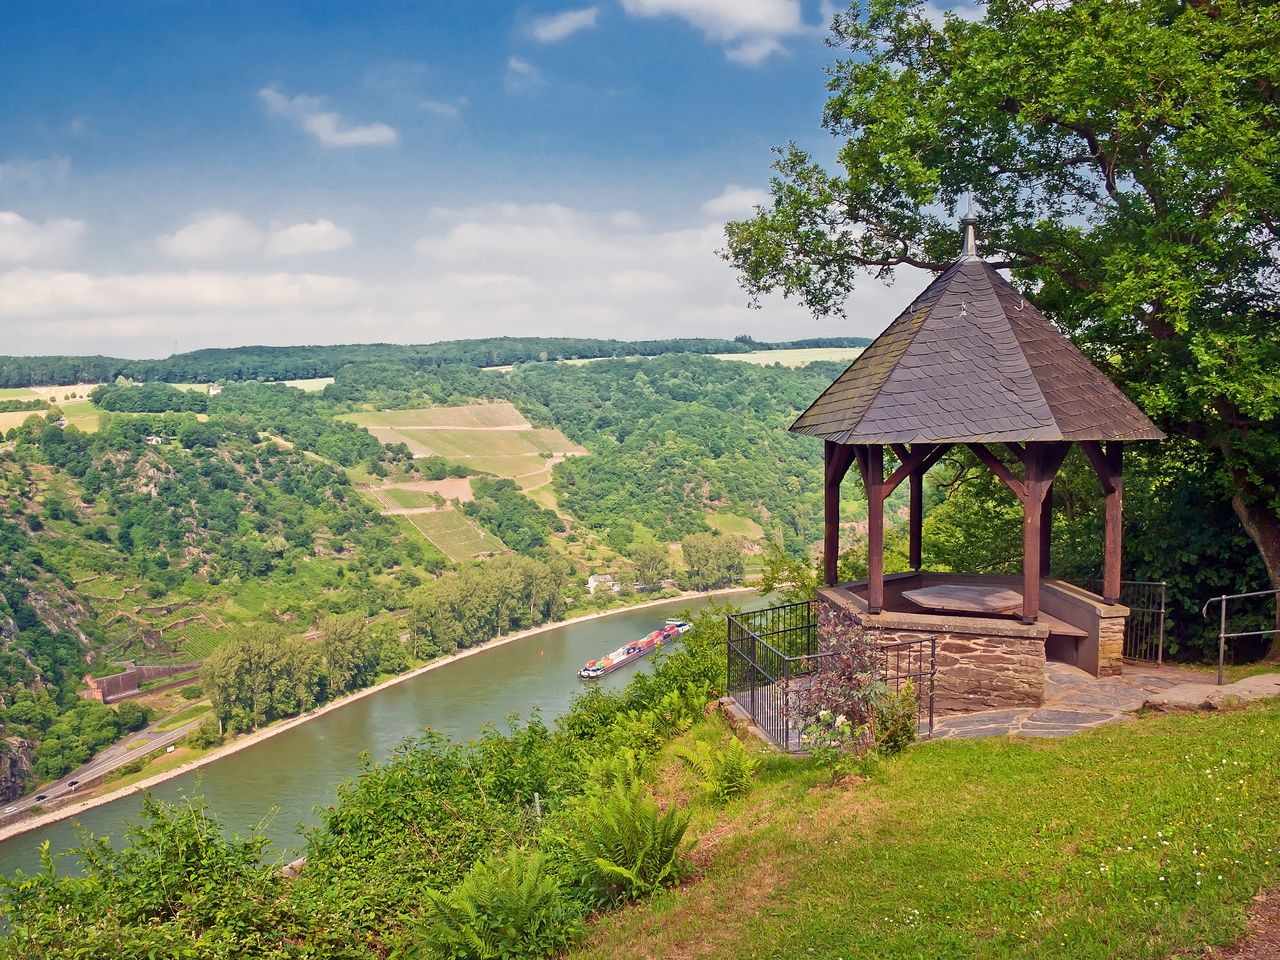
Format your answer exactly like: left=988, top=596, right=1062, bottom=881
left=0, top=592, right=767, bottom=876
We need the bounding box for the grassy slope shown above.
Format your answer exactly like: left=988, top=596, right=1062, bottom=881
left=575, top=702, right=1280, bottom=960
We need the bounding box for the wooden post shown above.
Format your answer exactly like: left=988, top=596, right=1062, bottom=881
left=1021, top=446, right=1044, bottom=623
left=909, top=468, right=923, bottom=571
left=1103, top=442, right=1124, bottom=603
left=866, top=445, right=885, bottom=613
left=1082, top=440, right=1125, bottom=604
left=823, top=441, right=856, bottom=587
left=1039, top=480, right=1053, bottom=575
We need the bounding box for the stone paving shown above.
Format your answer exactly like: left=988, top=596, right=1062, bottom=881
left=932, top=661, right=1280, bottom=739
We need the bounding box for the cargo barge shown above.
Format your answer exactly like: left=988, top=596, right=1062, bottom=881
left=578, top=619, right=692, bottom=680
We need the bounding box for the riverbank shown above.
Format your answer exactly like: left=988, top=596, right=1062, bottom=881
left=0, top=587, right=756, bottom=845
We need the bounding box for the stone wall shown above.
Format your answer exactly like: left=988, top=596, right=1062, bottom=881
left=81, top=661, right=201, bottom=704
left=1097, top=616, right=1125, bottom=677
left=817, top=591, right=1045, bottom=715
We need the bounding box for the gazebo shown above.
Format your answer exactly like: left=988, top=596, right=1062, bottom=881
left=790, top=215, right=1163, bottom=707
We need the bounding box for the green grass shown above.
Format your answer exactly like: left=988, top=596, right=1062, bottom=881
left=574, top=701, right=1280, bottom=960
left=154, top=703, right=211, bottom=731
left=0, top=388, right=39, bottom=400
left=706, top=512, right=765, bottom=539
left=381, top=487, right=444, bottom=509
left=407, top=508, right=506, bottom=561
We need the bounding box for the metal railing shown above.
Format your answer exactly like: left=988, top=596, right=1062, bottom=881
left=1086, top=579, right=1167, bottom=664
left=876, top=636, right=938, bottom=738
left=726, top=601, right=936, bottom=749
left=1202, top=588, right=1280, bottom=685
left=726, top=601, right=820, bottom=750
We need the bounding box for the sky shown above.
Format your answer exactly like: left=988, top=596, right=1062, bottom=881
left=0, top=0, right=933, bottom=359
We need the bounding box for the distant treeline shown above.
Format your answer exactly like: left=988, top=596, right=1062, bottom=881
left=0, top=335, right=871, bottom=388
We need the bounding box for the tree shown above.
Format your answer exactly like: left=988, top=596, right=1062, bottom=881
left=630, top=542, right=669, bottom=591
left=724, top=0, right=1280, bottom=650
left=320, top=613, right=376, bottom=695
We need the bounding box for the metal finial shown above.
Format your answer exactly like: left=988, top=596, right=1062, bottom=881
left=959, top=201, right=980, bottom=261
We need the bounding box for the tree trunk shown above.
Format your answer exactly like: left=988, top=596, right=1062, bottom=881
left=1228, top=478, right=1280, bottom=660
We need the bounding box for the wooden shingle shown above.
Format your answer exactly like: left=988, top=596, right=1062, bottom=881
left=791, top=244, right=1163, bottom=444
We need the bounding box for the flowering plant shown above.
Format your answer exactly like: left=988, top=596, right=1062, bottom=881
left=799, top=709, right=872, bottom=785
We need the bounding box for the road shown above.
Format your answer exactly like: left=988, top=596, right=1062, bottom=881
left=0, top=716, right=203, bottom=821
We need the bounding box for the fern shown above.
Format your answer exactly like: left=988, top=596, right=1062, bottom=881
left=544, top=781, right=690, bottom=907
left=414, top=848, right=582, bottom=960
left=675, top=737, right=760, bottom=805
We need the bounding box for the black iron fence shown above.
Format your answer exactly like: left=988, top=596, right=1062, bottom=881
left=1084, top=579, right=1167, bottom=663
left=726, top=601, right=936, bottom=750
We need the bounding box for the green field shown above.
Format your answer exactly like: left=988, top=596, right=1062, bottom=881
left=711, top=347, right=865, bottom=367
left=345, top=402, right=584, bottom=480
left=381, top=487, right=444, bottom=509
left=345, top=401, right=528, bottom=429
left=706, top=512, right=765, bottom=539
left=550, top=347, right=865, bottom=369
left=407, top=508, right=506, bottom=561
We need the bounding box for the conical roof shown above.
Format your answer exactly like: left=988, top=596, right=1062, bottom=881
left=790, top=220, right=1164, bottom=445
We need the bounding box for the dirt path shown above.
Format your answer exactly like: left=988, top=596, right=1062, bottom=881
left=1210, top=886, right=1280, bottom=958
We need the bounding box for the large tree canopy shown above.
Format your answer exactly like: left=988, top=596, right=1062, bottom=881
left=725, top=0, right=1280, bottom=621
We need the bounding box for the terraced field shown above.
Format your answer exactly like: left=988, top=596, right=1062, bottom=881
left=343, top=401, right=585, bottom=480
left=381, top=487, right=444, bottom=509
left=407, top=508, right=506, bottom=561
left=706, top=512, right=766, bottom=539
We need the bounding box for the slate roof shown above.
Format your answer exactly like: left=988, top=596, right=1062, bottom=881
left=790, top=225, right=1164, bottom=445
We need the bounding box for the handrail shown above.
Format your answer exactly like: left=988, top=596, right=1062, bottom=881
left=1202, top=589, right=1280, bottom=686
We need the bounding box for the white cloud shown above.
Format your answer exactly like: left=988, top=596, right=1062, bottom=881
left=265, top=219, right=354, bottom=257
left=0, top=211, right=85, bottom=262
left=0, top=268, right=361, bottom=317
left=701, top=184, right=770, bottom=218
left=259, top=86, right=398, bottom=147
left=0, top=157, right=72, bottom=189
left=725, top=36, right=785, bottom=65
left=0, top=188, right=919, bottom=356
left=158, top=213, right=263, bottom=259
left=620, top=0, right=804, bottom=63
left=530, top=7, right=600, bottom=42
left=406, top=190, right=908, bottom=344
left=505, top=57, right=544, bottom=92
left=420, top=98, right=465, bottom=118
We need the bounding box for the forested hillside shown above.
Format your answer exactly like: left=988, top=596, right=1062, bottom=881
left=0, top=336, right=870, bottom=388
left=0, top=334, right=1269, bottom=802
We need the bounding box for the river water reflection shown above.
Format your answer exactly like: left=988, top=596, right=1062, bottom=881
left=0, top=592, right=769, bottom=876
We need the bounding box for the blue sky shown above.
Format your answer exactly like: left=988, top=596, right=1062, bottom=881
left=0, top=1, right=924, bottom=358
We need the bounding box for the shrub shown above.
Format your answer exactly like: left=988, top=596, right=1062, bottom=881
left=545, top=781, right=690, bottom=908
left=184, top=714, right=223, bottom=750
left=789, top=619, right=887, bottom=733
left=675, top=736, right=760, bottom=805
left=799, top=710, right=872, bottom=785
left=875, top=680, right=919, bottom=756
left=414, top=848, right=582, bottom=960
left=179, top=684, right=203, bottom=700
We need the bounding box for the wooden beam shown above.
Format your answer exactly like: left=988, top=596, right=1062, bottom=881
left=966, top=442, right=1026, bottom=500
left=866, top=445, right=885, bottom=612
left=1081, top=440, right=1125, bottom=602
left=1039, top=480, right=1054, bottom=574
left=1021, top=445, right=1046, bottom=622
left=1080, top=440, right=1117, bottom=494
left=1102, top=441, right=1124, bottom=603
left=884, top=443, right=936, bottom=495
left=823, top=441, right=857, bottom=587
left=909, top=468, right=923, bottom=571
